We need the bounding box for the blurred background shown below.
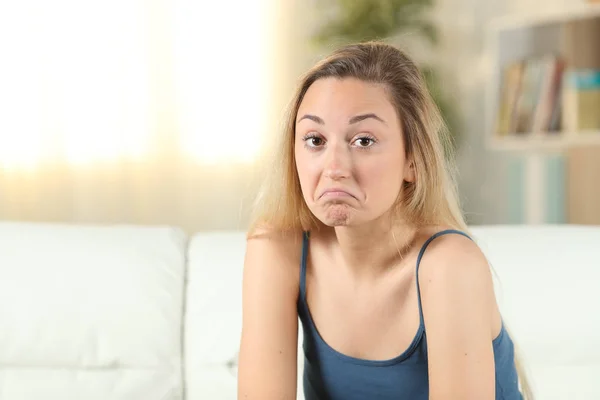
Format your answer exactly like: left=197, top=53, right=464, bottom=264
left=1, top=0, right=599, bottom=234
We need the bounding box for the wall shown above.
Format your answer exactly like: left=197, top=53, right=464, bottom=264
left=431, top=0, right=511, bottom=224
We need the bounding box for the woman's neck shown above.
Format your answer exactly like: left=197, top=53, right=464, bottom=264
left=323, top=217, right=419, bottom=280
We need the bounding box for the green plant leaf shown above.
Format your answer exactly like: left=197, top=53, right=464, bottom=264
left=313, top=0, right=436, bottom=45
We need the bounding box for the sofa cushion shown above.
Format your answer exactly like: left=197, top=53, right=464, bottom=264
left=185, top=231, right=247, bottom=369
left=185, top=366, right=237, bottom=400
left=0, top=369, right=181, bottom=400
left=527, top=364, right=600, bottom=400
left=470, top=225, right=600, bottom=398
left=0, top=222, right=186, bottom=400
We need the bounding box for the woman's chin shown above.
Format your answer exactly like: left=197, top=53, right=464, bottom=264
left=318, top=204, right=354, bottom=226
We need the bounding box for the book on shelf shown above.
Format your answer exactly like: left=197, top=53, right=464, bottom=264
left=495, top=54, right=565, bottom=137
left=562, top=69, right=600, bottom=132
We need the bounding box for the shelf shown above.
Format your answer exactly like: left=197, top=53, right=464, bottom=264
left=489, top=131, right=600, bottom=151
left=490, top=3, right=600, bottom=32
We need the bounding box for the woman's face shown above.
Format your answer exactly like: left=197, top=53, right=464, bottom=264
left=294, top=77, right=414, bottom=227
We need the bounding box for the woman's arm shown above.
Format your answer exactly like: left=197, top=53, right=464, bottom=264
left=237, top=231, right=301, bottom=400
left=419, top=233, right=500, bottom=400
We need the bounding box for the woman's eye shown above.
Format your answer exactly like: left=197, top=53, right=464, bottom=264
left=304, top=136, right=324, bottom=147
left=310, top=137, right=323, bottom=146
left=354, top=137, right=375, bottom=147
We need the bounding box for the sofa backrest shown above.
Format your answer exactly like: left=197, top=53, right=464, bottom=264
left=0, top=222, right=187, bottom=400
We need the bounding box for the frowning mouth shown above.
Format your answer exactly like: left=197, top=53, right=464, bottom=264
left=318, top=189, right=357, bottom=200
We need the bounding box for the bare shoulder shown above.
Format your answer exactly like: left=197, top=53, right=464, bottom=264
left=417, top=227, right=500, bottom=339
left=244, top=227, right=303, bottom=289
left=238, top=227, right=303, bottom=399
left=417, top=228, right=491, bottom=290
left=242, top=227, right=303, bottom=321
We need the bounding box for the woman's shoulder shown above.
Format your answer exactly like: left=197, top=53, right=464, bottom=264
left=244, top=226, right=304, bottom=288
left=416, top=225, right=493, bottom=304
left=246, top=226, right=305, bottom=254
left=416, top=226, right=483, bottom=262
left=416, top=225, right=503, bottom=347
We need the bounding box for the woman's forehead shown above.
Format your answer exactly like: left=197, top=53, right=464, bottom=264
left=298, top=78, right=395, bottom=119
left=297, top=77, right=400, bottom=129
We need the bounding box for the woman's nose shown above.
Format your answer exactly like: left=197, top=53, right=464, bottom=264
left=323, top=142, right=351, bottom=180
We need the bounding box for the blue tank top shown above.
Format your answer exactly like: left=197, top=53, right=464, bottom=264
left=297, top=229, right=523, bottom=400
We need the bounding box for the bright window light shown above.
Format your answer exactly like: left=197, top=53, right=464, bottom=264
left=173, top=0, right=271, bottom=164
left=0, top=0, right=151, bottom=169
left=0, top=0, right=271, bottom=169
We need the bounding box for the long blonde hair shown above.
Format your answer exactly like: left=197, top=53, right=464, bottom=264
left=248, top=41, right=532, bottom=398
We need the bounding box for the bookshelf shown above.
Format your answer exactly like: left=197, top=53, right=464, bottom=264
left=490, top=3, right=600, bottom=33
left=489, top=130, right=600, bottom=151
left=486, top=4, right=600, bottom=150
left=485, top=3, right=600, bottom=225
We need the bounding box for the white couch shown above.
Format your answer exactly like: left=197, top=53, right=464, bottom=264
left=0, top=221, right=598, bottom=399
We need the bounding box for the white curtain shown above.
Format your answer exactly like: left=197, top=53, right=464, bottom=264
left=0, top=0, right=285, bottom=233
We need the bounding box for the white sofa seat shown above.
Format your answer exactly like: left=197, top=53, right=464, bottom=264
left=0, top=222, right=187, bottom=400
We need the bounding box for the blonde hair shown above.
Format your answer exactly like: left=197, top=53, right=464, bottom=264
left=248, top=41, right=532, bottom=398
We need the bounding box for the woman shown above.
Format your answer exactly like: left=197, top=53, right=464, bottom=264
left=238, top=41, right=531, bottom=399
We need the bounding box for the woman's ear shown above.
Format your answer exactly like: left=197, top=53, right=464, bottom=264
left=404, top=160, right=415, bottom=183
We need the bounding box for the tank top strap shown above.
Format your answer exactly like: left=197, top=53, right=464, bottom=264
left=415, top=229, right=472, bottom=328
left=299, top=231, right=310, bottom=300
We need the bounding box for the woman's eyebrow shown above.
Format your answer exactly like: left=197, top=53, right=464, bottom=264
left=348, top=113, right=386, bottom=125
left=297, top=114, right=324, bottom=124
left=297, top=113, right=386, bottom=125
